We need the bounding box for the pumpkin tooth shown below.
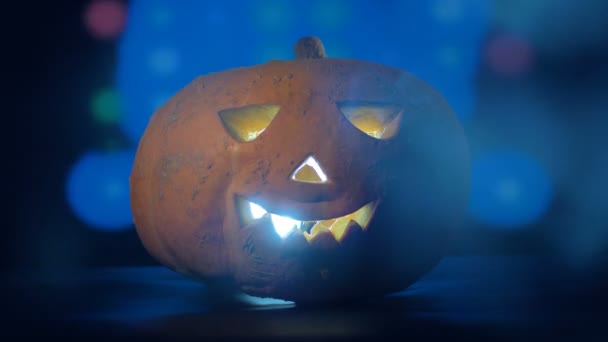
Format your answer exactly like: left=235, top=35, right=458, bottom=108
left=300, top=221, right=315, bottom=233
left=281, top=230, right=308, bottom=255
left=303, top=232, right=313, bottom=242
left=351, top=201, right=377, bottom=230
left=328, top=216, right=351, bottom=241
left=240, top=197, right=377, bottom=241
left=339, top=220, right=364, bottom=245
left=311, top=219, right=334, bottom=234
left=308, top=230, right=339, bottom=250
left=270, top=214, right=301, bottom=238
left=256, top=213, right=274, bottom=231
left=304, top=220, right=331, bottom=241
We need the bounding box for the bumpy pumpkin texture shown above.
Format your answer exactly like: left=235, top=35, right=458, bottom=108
left=130, top=37, right=470, bottom=303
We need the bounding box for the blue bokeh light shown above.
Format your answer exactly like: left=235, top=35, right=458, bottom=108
left=66, top=150, right=135, bottom=231
left=469, top=150, right=554, bottom=228
left=116, top=0, right=491, bottom=143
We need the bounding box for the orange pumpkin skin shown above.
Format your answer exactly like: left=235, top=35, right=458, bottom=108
left=130, top=38, right=470, bottom=303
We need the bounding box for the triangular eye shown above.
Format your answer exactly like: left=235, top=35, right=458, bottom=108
left=338, top=102, right=402, bottom=139
left=218, top=104, right=280, bottom=142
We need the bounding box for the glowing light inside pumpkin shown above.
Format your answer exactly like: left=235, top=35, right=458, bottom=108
left=291, top=155, right=328, bottom=183
left=271, top=214, right=300, bottom=238
left=338, top=103, right=402, bottom=139
left=218, top=104, right=280, bottom=142
left=248, top=202, right=299, bottom=238
left=249, top=202, right=267, bottom=219
left=243, top=198, right=377, bottom=242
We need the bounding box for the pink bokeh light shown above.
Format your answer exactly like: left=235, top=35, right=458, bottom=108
left=485, top=33, right=535, bottom=76
left=84, top=0, right=127, bottom=40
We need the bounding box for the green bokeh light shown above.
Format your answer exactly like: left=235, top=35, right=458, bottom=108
left=92, top=88, right=121, bottom=124
left=103, top=138, right=122, bottom=151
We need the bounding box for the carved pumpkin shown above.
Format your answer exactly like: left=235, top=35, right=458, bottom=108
left=130, top=37, right=470, bottom=303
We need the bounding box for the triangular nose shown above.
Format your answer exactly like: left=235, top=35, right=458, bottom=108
left=291, top=155, right=328, bottom=184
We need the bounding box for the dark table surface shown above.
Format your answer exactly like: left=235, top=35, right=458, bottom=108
left=3, top=256, right=607, bottom=341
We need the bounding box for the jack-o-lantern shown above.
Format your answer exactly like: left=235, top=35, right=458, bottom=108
left=130, top=37, right=470, bottom=303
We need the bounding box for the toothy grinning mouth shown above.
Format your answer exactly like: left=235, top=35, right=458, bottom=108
left=237, top=198, right=377, bottom=242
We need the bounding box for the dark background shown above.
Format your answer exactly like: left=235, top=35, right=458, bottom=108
left=7, top=0, right=608, bottom=306
left=11, top=0, right=151, bottom=271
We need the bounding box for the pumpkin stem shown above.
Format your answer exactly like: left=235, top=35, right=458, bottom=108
left=294, top=37, right=326, bottom=59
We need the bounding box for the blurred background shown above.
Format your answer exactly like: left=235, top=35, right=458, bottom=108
left=10, top=0, right=608, bottom=280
